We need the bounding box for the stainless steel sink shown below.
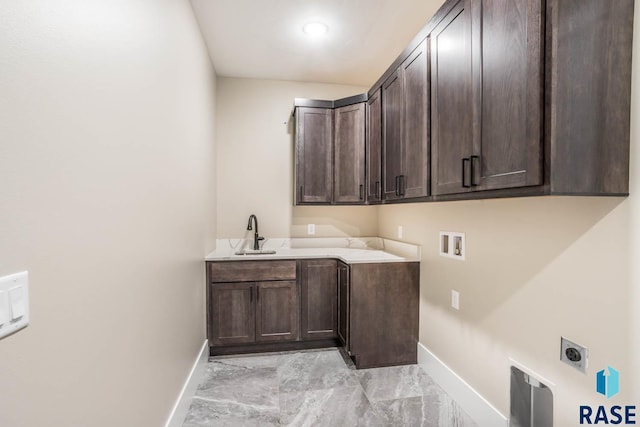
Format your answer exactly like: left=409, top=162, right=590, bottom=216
left=234, top=249, right=277, bottom=256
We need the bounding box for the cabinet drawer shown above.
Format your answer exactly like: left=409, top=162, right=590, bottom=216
left=209, top=261, right=297, bottom=283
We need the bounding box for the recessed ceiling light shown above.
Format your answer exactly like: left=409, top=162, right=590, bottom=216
left=303, top=22, right=329, bottom=37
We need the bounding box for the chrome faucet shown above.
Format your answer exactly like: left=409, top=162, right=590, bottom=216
left=246, top=214, right=264, bottom=250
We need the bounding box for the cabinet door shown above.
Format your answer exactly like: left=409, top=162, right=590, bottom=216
left=295, top=107, right=333, bottom=204
left=337, top=263, right=350, bottom=351
left=255, top=281, right=299, bottom=342
left=334, top=103, right=366, bottom=204
left=300, top=259, right=338, bottom=340
left=349, top=262, right=419, bottom=368
left=401, top=39, right=430, bottom=199
left=366, top=89, right=382, bottom=203
left=430, top=0, right=481, bottom=195
left=209, top=283, right=255, bottom=346
left=382, top=70, right=403, bottom=200
left=476, top=0, right=543, bottom=190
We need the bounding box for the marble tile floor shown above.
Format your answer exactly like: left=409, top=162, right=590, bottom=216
left=182, top=348, right=477, bottom=427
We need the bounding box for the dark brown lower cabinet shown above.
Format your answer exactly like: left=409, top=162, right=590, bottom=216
left=337, top=261, right=350, bottom=351
left=299, top=259, right=338, bottom=340
left=209, top=281, right=298, bottom=346
left=255, top=281, right=298, bottom=342
left=207, top=259, right=419, bottom=368
left=207, top=260, right=301, bottom=352
left=209, top=282, right=255, bottom=346
left=347, top=262, right=420, bottom=369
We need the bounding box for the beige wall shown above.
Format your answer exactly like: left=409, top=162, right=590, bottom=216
left=0, top=1, right=216, bottom=426
left=378, top=4, right=640, bottom=425
left=2, top=0, right=636, bottom=425
left=215, top=77, right=378, bottom=239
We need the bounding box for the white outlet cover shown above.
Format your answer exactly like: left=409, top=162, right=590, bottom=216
left=307, top=224, right=315, bottom=235
left=397, top=226, right=403, bottom=239
left=451, top=290, right=460, bottom=310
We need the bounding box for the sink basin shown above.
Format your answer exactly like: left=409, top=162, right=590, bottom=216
left=234, top=249, right=277, bottom=256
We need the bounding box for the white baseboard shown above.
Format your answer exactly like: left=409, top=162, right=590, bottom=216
left=165, top=340, right=209, bottom=427
left=417, top=342, right=508, bottom=427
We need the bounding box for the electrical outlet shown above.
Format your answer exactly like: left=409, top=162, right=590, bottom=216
left=307, top=224, right=315, bottom=235
left=560, top=337, right=588, bottom=373
left=451, top=290, right=459, bottom=310
left=397, top=226, right=403, bottom=239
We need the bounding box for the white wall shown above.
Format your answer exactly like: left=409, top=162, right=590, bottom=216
left=378, top=4, right=640, bottom=425
left=0, top=1, right=217, bottom=426
left=215, top=77, right=377, bottom=239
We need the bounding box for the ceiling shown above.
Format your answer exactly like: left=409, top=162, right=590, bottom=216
left=190, top=0, right=445, bottom=87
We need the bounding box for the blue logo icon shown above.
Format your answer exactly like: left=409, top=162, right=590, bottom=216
left=596, top=366, right=620, bottom=398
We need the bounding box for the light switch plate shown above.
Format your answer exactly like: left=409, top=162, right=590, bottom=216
left=9, top=286, right=26, bottom=320
left=0, top=271, right=29, bottom=340
left=0, top=290, right=10, bottom=326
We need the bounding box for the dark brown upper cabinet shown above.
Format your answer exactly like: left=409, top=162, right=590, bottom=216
left=431, top=0, right=543, bottom=196
left=295, top=107, right=333, bottom=204
left=382, top=39, right=430, bottom=201
left=428, top=0, right=631, bottom=198
left=430, top=0, right=478, bottom=195
left=366, top=89, right=382, bottom=204
left=402, top=40, right=431, bottom=199
left=294, top=97, right=367, bottom=206
left=547, top=0, right=633, bottom=195
left=334, top=103, right=366, bottom=204
left=295, top=0, right=633, bottom=204
left=382, top=70, right=403, bottom=201
left=477, top=0, right=543, bottom=192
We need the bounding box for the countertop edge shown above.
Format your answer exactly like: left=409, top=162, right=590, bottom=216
left=206, top=237, right=421, bottom=264
left=204, top=254, right=420, bottom=264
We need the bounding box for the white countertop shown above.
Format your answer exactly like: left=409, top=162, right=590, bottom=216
left=205, top=237, right=420, bottom=264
